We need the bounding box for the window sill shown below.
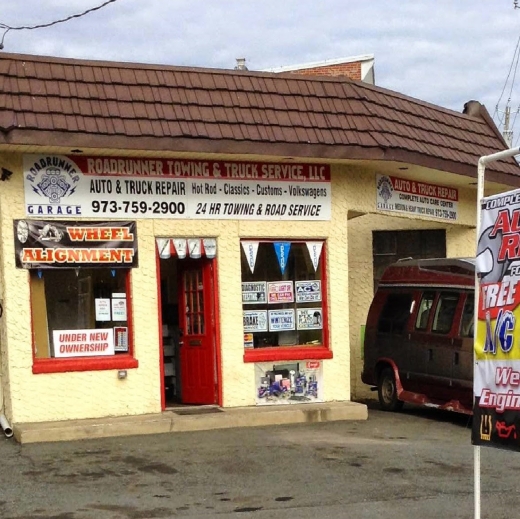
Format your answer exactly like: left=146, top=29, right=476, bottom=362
left=243, top=346, right=333, bottom=363
left=33, top=355, right=138, bottom=374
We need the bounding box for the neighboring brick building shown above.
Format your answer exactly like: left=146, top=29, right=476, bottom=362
left=263, top=54, right=375, bottom=84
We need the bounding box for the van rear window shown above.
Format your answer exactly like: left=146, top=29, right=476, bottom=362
left=377, top=293, right=413, bottom=334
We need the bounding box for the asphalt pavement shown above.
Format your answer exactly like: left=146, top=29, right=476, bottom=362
left=0, top=401, right=515, bottom=519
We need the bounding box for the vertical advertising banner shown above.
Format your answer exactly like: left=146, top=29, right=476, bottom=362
left=473, top=188, right=520, bottom=450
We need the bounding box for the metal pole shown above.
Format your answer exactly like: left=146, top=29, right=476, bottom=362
left=474, top=146, right=520, bottom=519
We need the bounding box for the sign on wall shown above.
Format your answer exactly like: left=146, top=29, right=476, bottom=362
left=23, top=155, right=331, bottom=221
left=473, top=188, right=520, bottom=450
left=14, top=220, right=138, bottom=269
left=376, top=174, right=458, bottom=221
left=255, top=361, right=323, bottom=405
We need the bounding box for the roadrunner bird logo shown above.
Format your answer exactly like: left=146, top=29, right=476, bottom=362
left=377, top=175, right=393, bottom=203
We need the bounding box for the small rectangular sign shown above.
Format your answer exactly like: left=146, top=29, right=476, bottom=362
left=297, top=308, right=323, bottom=330
left=295, top=280, right=322, bottom=303
left=111, top=297, right=127, bottom=321
left=243, top=310, right=268, bottom=332
left=267, top=281, right=294, bottom=304
left=53, top=328, right=115, bottom=358
left=268, top=309, right=295, bottom=331
left=242, top=281, right=267, bottom=304
left=95, top=299, right=111, bottom=321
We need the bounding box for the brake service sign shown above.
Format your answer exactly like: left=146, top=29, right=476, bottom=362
left=473, top=189, right=520, bottom=450
left=23, top=155, right=331, bottom=221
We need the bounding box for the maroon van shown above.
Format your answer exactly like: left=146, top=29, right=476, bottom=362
left=361, top=257, right=474, bottom=414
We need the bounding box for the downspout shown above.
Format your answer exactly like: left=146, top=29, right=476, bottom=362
left=0, top=414, right=12, bottom=438
left=0, top=383, right=12, bottom=438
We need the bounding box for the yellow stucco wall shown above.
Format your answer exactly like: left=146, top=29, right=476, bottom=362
left=345, top=165, right=478, bottom=400
left=0, top=153, right=483, bottom=424
left=0, top=153, right=352, bottom=424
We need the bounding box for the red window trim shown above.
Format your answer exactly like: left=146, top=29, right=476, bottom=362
left=243, top=346, right=332, bottom=363
left=33, top=355, right=138, bottom=374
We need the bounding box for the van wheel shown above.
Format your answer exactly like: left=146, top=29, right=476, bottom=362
left=378, top=367, right=404, bottom=412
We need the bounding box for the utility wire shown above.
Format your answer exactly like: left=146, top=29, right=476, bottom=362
left=0, top=0, right=120, bottom=49
left=493, top=35, right=520, bottom=126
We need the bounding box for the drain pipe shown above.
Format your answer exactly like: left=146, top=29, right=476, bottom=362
left=0, top=414, right=12, bottom=438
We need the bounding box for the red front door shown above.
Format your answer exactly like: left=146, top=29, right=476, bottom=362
left=178, top=259, right=217, bottom=404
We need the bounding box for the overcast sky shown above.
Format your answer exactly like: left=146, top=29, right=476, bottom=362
left=3, top=1, right=520, bottom=142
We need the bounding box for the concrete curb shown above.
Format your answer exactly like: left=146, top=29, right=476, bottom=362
left=13, top=401, right=368, bottom=444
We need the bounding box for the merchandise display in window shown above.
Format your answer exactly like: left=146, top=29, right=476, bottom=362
left=241, top=240, right=326, bottom=349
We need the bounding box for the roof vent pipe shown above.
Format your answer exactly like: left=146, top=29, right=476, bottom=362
left=0, top=414, right=12, bottom=438
left=234, top=58, right=248, bottom=71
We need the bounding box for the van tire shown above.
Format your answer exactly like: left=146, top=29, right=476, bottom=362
left=378, top=367, right=404, bottom=412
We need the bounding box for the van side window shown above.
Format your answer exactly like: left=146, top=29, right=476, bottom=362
left=415, top=291, right=435, bottom=330
left=432, top=293, right=459, bottom=334
left=460, top=294, right=474, bottom=337
left=377, top=294, right=413, bottom=334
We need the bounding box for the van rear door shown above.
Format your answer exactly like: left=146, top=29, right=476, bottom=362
left=373, top=291, right=414, bottom=381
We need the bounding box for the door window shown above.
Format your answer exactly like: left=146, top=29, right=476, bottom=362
left=183, top=268, right=204, bottom=335
left=415, top=291, right=435, bottom=330
left=432, top=293, right=460, bottom=334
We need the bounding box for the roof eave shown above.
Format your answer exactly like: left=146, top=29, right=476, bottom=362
left=2, top=129, right=519, bottom=187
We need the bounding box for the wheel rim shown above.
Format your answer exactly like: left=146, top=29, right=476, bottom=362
left=381, top=376, right=394, bottom=404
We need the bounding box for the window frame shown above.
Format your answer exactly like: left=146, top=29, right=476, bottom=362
left=242, top=239, right=331, bottom=363
left=31, top=268, right=138, bottom=374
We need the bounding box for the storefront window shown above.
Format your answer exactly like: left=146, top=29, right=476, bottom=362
left=30, top=268, right=131, bottom=359
left=241, top=240, right=327, bottom=353
left=14, top=219, right=139, bottom=373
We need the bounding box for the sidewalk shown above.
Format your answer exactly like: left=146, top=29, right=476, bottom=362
left=12, top=400, right=368, bottom=444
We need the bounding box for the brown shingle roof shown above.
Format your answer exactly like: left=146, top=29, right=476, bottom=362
left=0, top=52, right=518, bottom=184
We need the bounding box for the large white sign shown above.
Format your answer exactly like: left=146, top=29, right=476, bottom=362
left=24, top=155, right=332, bottom=221
left=53, top=328, right=115, bottom=358
left=376, top=174, right=458, bottom=221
